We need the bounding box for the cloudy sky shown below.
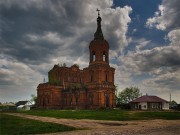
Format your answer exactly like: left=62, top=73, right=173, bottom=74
left=0, top=0, right=180, bottom=103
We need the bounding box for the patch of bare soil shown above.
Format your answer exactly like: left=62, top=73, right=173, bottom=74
left=5, top=113, right=180, bottom=135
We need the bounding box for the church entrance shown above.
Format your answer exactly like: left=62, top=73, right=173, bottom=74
left=105, top=94, right=110, bottom=107
left=42, top=98, right=45, bottom=107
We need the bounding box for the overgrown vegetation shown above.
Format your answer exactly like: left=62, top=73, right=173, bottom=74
left=30, top=94, right=37, bottom=104
left=0, top=114, right=77, bottom=135
left=20, top=109, right=180, bottom=121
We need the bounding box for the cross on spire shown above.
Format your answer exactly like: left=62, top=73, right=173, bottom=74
left=96, top=8, right=100, bottom=16
left=94, top=8, right=104, bottom=40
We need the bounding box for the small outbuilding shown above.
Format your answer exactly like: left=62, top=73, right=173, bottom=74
left=15, top=101, right=33, bottom=110
left=131, top=95, right=169, bottom=110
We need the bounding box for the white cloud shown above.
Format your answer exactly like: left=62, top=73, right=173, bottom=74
left=132, top=29, right=137, bottom=34
left=146, top=0, right=180, bottom=30
left=134, top=38, right=151, bottom=51
left=168, top=29, right=180, bottom=46
left=103, top=6, right=132, bottom=52
left=26, top=32, right=69, bottom=45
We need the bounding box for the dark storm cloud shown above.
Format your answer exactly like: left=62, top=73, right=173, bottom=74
left=136, top=47, right=180, bottom=72
left=143, top=68, right=180, bottom=93
left=0, top=0, right=133, bottom=102
left=121, top=46, right=180, bottom=73
left=119, top=45, right=180, bottom=94
left=154, top=76, right=180, bottom=90
left=0, top=2, right=86, bottom=65
left=0, top=72, right=14, bottom=85
left=0, top=0, right=131, bottom=66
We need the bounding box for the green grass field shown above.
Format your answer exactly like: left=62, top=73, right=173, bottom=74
left=20, top=109, right=180, bottom=121
left=0, top=114, right=77, bottom=135
left=1, top=110, right=179, bottom=134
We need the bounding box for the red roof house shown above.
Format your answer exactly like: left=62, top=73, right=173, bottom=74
left=131, top=95, right=169, bottom=110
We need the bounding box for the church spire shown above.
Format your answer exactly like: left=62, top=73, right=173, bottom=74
left=94, top=9, right=104, bottom=40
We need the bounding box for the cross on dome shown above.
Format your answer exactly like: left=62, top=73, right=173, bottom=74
left=96, top=8, right=100, bottom=16
left=94, top=8, right=104, bottom=40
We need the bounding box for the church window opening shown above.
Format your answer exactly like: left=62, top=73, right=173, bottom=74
left=105, top=94, right=110, bottom=107
left=69, top=96, right=72, bottom=105
left=90, top=75, right=93, bottom=82
left=89, top=93, right=94, bottom=105
left=43, top=98, right=45, bottom=106
left=47, top=98, right=49, bottom=104
left=80, top=76, right=82, bottom=83
left=93, top=52, right=96, bottom=61
left=103, top=51, right=106, bottom=61
left=105, top=74, right=108, bottom=82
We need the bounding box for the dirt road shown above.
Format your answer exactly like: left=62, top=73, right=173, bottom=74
left=5, top=113, right=180, bottom=135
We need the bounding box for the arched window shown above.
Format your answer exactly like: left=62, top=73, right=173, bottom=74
left=103, top=51, right=106, bottom=61
left=93, top=52, right=96, bottom=61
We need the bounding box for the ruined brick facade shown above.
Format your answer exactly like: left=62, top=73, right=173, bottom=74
left=36, top=12, right=115, bottom=109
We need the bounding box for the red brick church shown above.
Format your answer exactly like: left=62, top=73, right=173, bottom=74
left=36, top=10, right=115, bottom=109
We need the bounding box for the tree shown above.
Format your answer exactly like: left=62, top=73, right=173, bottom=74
left=117, top=87, right=141, bottom=104
left=63, top=63, right=66, bottom=67
left=115, top=85, right=121, bottom=105
left=171, top=100, right=177, bottom=105
left=30, top=94, right=37, bottom=104
left=170, top=100, right=178, bottom=109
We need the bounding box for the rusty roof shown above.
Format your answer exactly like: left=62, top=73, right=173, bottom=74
left=131, top=95, right=169, bottom=103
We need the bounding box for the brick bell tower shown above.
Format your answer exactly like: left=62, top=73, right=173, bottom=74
left=86, top=9, right=115, bottom=108
left=89, top=9, right=109, bottom=65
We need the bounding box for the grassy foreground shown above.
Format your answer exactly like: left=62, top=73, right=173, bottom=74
left=21, top=109, right=180, bottom=121
left=0, top=114, right=77, bottom=135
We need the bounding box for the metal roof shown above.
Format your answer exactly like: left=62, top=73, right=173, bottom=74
left=131, top=95, right=169, bottom=103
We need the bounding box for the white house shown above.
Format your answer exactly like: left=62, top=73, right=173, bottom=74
left=131, top=95, right=169, bottom=110
left=15, top=101, right=33, bottom=110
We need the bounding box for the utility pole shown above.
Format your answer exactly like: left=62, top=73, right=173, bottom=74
left=170, top=93, right=171, bottom=102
